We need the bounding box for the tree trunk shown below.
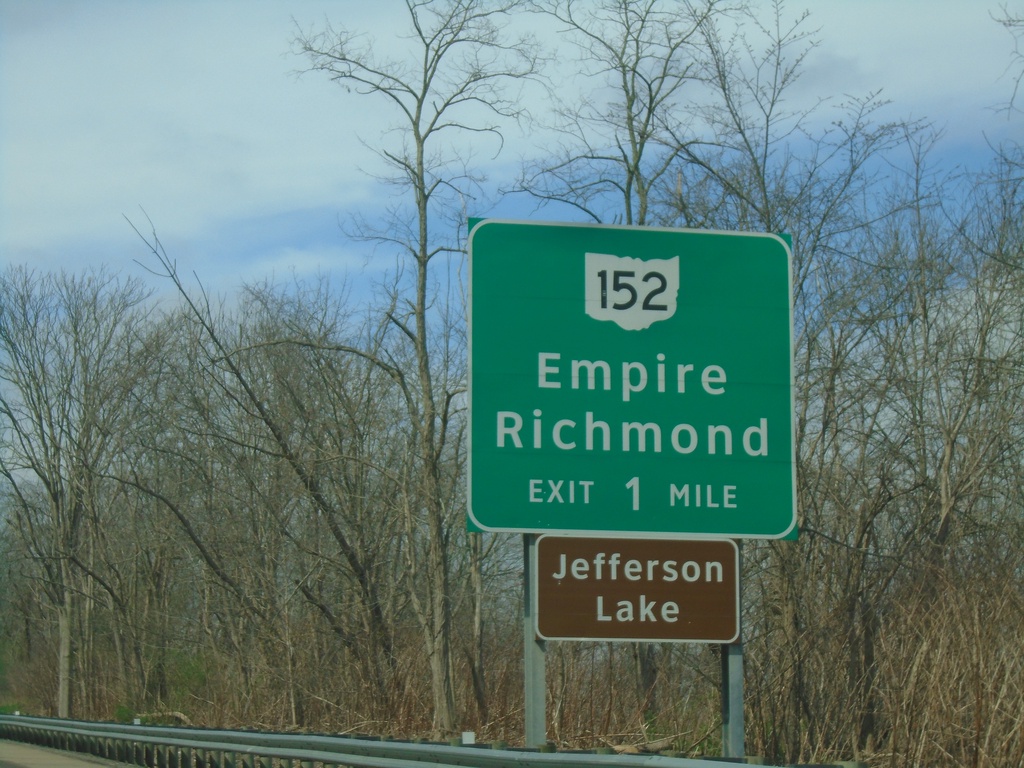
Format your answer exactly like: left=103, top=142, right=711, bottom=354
left=57, top=588, right=73, bottom=719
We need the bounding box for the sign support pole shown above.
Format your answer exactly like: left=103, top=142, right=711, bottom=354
left=523, top=534, right=547, bottom=748
left=720, top=542, right=744, bottom=758
left=720, top=641, right=745, bottom=757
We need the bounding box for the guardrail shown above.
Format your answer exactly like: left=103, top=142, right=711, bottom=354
left=0, top=714, right=763, bottom=768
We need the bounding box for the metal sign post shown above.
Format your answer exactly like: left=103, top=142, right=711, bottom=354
left=523, top=534, right=547, bottom=748
left=721, top=640, right=745, bottom=758
left=720, top=541, right=744, bottom=758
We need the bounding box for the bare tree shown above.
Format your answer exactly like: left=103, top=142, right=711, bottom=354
left=0, top=266, right=153, bottom=718
left=514, top=0, right=738, bottom=725
left=520, top=0, right=731, bottom=225
left=119, top=250, right=409, bottom=726
left=995, top=4, right=1024, bottom=112
left=294, top=0, right=540, bottom=735
left=518, top=0, right=913, bottom=754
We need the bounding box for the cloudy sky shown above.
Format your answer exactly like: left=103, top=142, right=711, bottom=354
left=1, top=1, right=1021, bottom=298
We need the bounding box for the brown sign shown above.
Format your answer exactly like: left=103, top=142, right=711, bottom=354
left=535, top=536, right=739, bottom=642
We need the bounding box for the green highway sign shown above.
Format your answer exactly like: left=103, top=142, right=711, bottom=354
left=467, top=220, right=796, bottom=538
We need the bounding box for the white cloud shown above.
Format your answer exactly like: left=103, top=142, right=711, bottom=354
left=798, top=1, right=1021, bottom=138
left=1, top=2, right=392, bottom=262
left=1, top=0, right=1021, bottom=290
